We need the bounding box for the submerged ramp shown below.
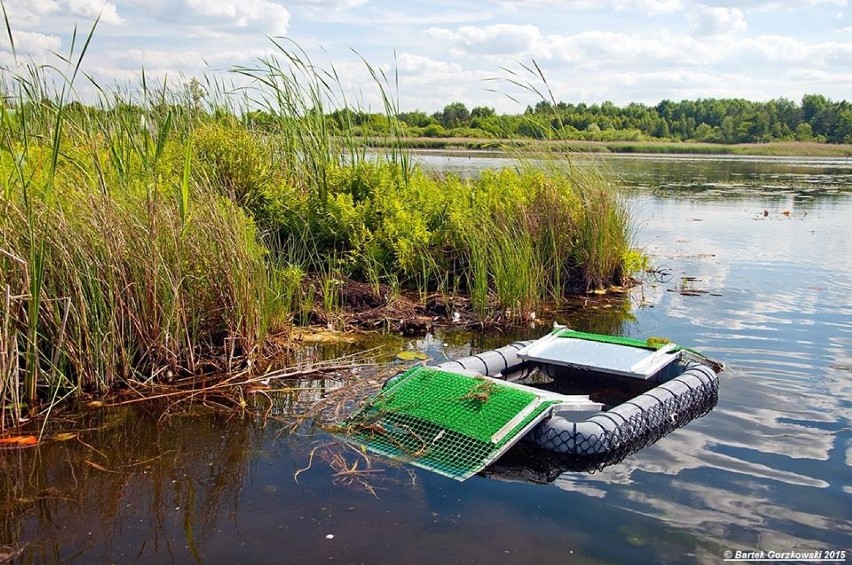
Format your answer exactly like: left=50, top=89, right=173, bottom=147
left=344, top=366, right=595, bottom=480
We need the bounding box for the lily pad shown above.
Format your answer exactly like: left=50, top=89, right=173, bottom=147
left=396, top=351, right=429, bottom=361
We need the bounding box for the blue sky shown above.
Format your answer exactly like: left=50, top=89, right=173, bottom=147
left=2, top=0, right=850, bottom=113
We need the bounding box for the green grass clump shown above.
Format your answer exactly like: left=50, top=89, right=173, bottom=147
left=1, top=186, right=277, bottom=382
left=446, top=165, right=630, bottom=317
left=255, top=159, right=630, bottom=320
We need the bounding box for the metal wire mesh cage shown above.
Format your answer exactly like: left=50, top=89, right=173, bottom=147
left=342, top=366, right=558, bottom=480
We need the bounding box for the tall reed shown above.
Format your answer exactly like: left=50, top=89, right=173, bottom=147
left=569, top=165, right=631, bottom=289
left=448, top=165, right=623, bottom=319
left=233, top=40, right=357, bottom=207
left=498, top=59, right=636, bottom=291
left=0, top=23, right=283, bottom=428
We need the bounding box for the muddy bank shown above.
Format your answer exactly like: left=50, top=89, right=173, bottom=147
left=300, top=276, right=635, bottom=338
left=302, top=277, right=482, bottom=336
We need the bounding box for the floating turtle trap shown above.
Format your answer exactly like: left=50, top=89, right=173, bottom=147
left=341, top=366, right=561, bottom=480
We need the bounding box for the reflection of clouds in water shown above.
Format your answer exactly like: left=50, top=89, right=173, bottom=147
left=637, top=196, right=852, bottom=271
left=845, top=426, right=852, bottom=497
left=554, top=426, right=829, bottom=492
left=698, top=357, right=845, bottom=467
left=636, top=198, right=850, bottom=437
left=657, top=273, right=832, bottom=334
left=624, top=481, right=851, bottom=565
left=547, top=192, right=852, bottom=549
left=545, top=476, right=612, bottom=500
left=548, top=428, right=843, bottom=561
left=710, top=408, right=835, bottom=462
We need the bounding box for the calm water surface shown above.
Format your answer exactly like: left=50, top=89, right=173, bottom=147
left=2, top=154, right=850, bottom=564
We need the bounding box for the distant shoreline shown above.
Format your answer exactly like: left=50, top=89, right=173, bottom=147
left=366, top=137, right=852, bottom=158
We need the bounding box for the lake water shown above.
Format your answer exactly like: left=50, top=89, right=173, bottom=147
left=2, top=154, right=850, bottom=563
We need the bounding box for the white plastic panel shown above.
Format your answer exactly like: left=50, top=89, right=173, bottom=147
left=518, top=335, right=680, bottom=379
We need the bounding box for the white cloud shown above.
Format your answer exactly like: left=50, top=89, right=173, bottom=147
left=688, top=5, right=748, bottom=36
left=112, top=46, right=277, bottom=73
left=315, top=8, right=489, bottom=26
left=4, top=30, right=63, bottom=57
left=745, top=35, right=852, bottom=65
left=1, top=0, right=60, bottom=26
left=1, top=0, right=850, bottom=112
left=289, top=0, right=368, bottom=9
left=611, top=0, right=682, bottom=14
left=499, top=0, right=682, bottom=14
left=2, top=0, right=122, bottom=26
left=542, top=30, right=731, bottom=67
left=66, top=0, right=123, bottom=25
left=84, top=64, right=140, bottom=83
left=396, top=53, right=463, bottom=76
left=426, top=24, right=542, bottom=56
left=114, top=48, right=208, bottom=73
left=184, top=0, right=290, bottom=33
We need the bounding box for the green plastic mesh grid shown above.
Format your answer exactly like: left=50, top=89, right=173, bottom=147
left=343, top=366, right=557, bottom=480
left=554, top=329, right=658, bottom=350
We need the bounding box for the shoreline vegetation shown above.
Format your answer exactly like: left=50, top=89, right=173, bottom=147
left=370, top=137, right=852, bottom=158
left=0, top=30, right=634, bottom=430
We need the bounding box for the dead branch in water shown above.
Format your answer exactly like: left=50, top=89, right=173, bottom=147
left=101, top=345, right=389, bottom=414
left=294, top=440, right=386, bottom=497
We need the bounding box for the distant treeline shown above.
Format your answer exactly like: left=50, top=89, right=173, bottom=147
left=274, top=94, right=850, bottom=145
left=41, top=92, right=851, bottom=146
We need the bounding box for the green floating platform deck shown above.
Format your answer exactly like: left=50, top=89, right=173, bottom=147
left=343, top=366, right=560, bottom=480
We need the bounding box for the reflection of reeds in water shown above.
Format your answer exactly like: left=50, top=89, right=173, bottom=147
left=300, top=365, right=396, bottom=424
left=259, top=361, right=406, bottom=497
left=0, top=351, right=404, bottom=556
left=0, top=287, right=23, bottom=430
left=0, top=406, right=254, bottom=562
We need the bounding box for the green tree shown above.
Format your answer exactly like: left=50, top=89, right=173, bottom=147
left=834, top=109, right=852, bottom=143
left=693, top=123, right=719, bottom=142
left=470, top=106, right=496, bottom=119
left=720, top=116, right=736, bottom=143
left=439, top=102, right=470, bottom=128
left=802, top=94, right=828, bottom=123
left=795, top=122, right=814, bottom=142
left=399, top=110, right=434, bottom=128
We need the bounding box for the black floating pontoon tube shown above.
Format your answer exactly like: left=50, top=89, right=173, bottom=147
left=437, top=340, right=534, bottom=379
left=528, top=363, right=718, bottom=455
left=383, top=341, right=534, bottom=390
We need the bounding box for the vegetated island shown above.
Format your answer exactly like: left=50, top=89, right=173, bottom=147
left=369, top=137, right=852, bottom=158
left=1, top=44, right=643, bottom=430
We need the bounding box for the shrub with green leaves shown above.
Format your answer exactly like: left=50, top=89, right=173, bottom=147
left=193, top=119, right=272, bottom=210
